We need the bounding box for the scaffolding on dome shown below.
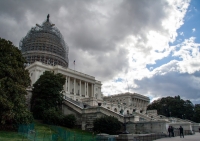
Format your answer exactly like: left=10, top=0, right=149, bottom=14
left=19, top=15, right=69, bottom=67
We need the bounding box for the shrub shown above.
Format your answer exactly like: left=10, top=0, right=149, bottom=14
left=42, top=108, right=63, bottom=125
left=62, top=114, right=76, bottom=128
left=93, top=116, right=121, bottom=134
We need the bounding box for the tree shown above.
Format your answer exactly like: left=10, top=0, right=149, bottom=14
left=31, top=71, right=66, bottom=119
left=147, top=95, right=194, bottom=120
left=93, top=116, right=121, bottom=134
left=0, top=38, right=33, bottom=129
left=193, top=104, right=200, bottom=123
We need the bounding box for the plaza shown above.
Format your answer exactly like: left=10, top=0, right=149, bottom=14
left=155, top=132, right=200, bottom=141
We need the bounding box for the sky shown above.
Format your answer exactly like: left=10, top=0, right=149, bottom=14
left=0, top=0, right=200, bottom=104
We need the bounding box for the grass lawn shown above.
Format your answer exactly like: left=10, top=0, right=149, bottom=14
left=0, top=121, right=94, bottom=141
left=0, top=130, right=30, bottom=141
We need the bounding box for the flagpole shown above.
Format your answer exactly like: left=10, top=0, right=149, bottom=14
left=74, top=60, right=75, bottom=71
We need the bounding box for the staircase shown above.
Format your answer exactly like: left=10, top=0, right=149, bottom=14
left=63, top=98, right=152, bottom=130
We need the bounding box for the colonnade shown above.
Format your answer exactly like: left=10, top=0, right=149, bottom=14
left=64, top=76, right=95, bottom=100
left=132, top=98, right=148, bottom=109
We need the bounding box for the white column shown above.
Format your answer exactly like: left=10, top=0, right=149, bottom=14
left=63, top=76, right=67, bottom=92
left=92, top=84, right=94, bottom=97
left=87, top=83, right=88, bottom=97
left=80, top=80, right=81, bottom=96
left=85, top=82, right=87, bottom=96
left=68, top=77, right=70, bottom=93
left=33, top=69, right=39, bottom=85
left=74, top=78, right=76, bottom=95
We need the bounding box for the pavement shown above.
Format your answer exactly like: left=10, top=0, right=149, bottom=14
left=154, top=132, right=200, bottom=141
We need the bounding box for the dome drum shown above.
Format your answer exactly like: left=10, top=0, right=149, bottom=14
left=22, top=52, right=67, bottom=67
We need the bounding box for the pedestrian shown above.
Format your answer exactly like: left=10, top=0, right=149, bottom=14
left=168, top=126, right=171, bottom=137
left=171, top=126, right=174, bottom=137
left=199, top=127, right=200, bottom=133
left=179, top=126, right=184, bottom=138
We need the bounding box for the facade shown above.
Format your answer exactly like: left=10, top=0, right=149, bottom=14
left=102, top=92, right=149, bottom=115
left=26, top=61, right=103, bottom=104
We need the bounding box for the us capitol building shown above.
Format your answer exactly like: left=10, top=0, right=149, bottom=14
left=20, top=15, right=198, bottom=133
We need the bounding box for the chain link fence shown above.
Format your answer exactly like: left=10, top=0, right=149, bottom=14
left=18, top=124, right=98, bottom=141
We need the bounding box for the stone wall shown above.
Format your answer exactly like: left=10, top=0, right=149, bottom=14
left=126, top=121, right=168, bottom=134
left=192, top=123, right=200, bottom=132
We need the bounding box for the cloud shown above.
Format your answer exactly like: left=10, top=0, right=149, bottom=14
left=180, top=32, right=184, bottom=36
left=1, top=0, right=197, bottom=104
left=192, top=28, right=196, bottom=32
left=134, top=70, right=200, bottom=104
left=132, top=37, right=200, bottom=104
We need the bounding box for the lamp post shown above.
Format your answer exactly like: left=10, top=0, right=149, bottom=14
left=123, top=115, right=130, bottom=134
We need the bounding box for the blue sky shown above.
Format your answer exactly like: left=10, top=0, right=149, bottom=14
left=147, top=0, right=200, bottom=72
left=0, top=0, right=200, bottom=104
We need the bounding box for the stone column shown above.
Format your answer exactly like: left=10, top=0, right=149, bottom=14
left=92, top=84, right=94, bottom=97
left=33, top=69, right=39, bottom=85
left=68, top=77, right=70, bottom=93
left=136, top=99, right=138, bottom=107
left=80, top=80, right=81, bottom=96
left=87, top=83, right=88, bottom=97
left=74, top=78, right=76, bottom=95
left=85, top=82, right=87, bottom=97
left=65, top=76, right=67, bottom=92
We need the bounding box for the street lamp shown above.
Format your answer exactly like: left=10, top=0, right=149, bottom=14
left=122, top=115, right=130, bottom=134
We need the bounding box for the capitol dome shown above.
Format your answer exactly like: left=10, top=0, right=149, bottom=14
left=20, top=14, right=69, bottom=67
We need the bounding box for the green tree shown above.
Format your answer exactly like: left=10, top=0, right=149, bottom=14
left=147, top=95, right=194, bottom=120
left=193, top=104, right=200, bottom=123
left=0, top=38, right=33, bottom=129
left=31, top=71, right=66, bottom=119
left=93, top=116, right=121, bottom=134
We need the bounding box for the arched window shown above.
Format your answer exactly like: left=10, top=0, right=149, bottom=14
left=114, top=108, right=117, bottom=112
left=127, top=110, right=129, bottom=115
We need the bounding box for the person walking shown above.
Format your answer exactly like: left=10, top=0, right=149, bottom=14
left=168, top=126, right=171, bottom=137
left=179, top=126, right=184, bottom=138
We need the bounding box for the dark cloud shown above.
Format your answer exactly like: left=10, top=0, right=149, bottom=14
left=0, top=0, right=191, bottom=100
left=0, top=0, right=171, bottom=81
left=133, top=71, right=200, bottom=104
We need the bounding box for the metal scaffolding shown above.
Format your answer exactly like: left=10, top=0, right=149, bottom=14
left=19, top=15, right=69, bottom=67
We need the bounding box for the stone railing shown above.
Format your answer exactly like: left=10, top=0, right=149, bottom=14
left=64, top=97, right=84, bottom=108
left=63, top=99, right=151, bottom=123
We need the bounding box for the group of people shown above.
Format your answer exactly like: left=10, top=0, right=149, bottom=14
left=168, top=126, right=184, bottom=138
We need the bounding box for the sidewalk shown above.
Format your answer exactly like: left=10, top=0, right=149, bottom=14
left=154, top=132, right=200, bottom=141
